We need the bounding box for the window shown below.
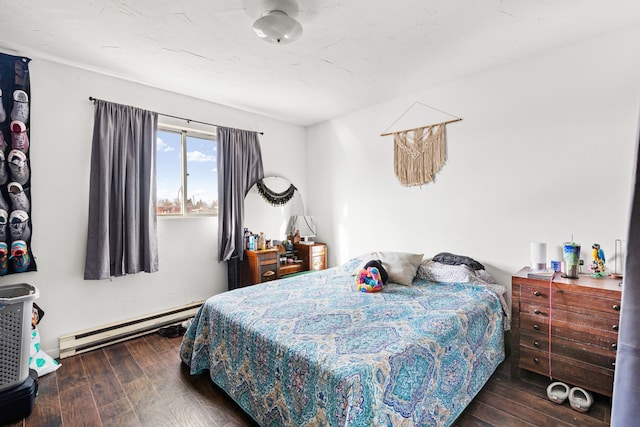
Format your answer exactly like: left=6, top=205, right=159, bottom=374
left=156, top=126, right=218, bottom=216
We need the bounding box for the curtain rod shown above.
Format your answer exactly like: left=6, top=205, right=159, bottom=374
left=88, top=97, right=264, bottom=135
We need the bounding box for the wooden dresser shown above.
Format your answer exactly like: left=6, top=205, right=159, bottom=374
left=240, top=243, right=327, bottom=286
left=511, top=268, right=622, bottom=397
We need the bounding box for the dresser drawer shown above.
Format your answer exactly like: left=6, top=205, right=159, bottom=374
left=256, top=250, right=278, bottom=264
left=519, top=347, right=615, bottom=396
left=519, top=283, right=621, bottom=318
left=258, top=264, right=278, bottom=282
left=309, top=255, right=326, bottom=271
left=519, top=330, right=616, bottom=370
left=310, top=245, right=326, bottom=256
left=520, top=302, right=620, bottom=334
left=520, top=314, right=619, bottom=350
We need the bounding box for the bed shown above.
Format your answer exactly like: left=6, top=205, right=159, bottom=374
left=180, top=255, right=506, bottom=426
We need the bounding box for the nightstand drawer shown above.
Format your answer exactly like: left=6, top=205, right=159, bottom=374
left=310, top=245, right=326, bottom=256
left=256, top=250, right=277, bottom=264
left=259, top=265, right=278, bottom=282
left=310, top=255, right=326, bottom=270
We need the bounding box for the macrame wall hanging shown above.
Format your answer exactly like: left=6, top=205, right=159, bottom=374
left=381, top=102, right=462, bottom=187
left=256, top=178, right=297, bottom=206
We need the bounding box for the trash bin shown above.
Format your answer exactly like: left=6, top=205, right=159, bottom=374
left=0, top=284, right=39, bottom=392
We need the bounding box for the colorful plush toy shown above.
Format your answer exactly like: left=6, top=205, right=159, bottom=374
left=356, top=266, right=384, bottom=292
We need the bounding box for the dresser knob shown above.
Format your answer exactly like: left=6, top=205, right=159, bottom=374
left=613, top=304, right=620, bottom=311
left=533, top=358, right=540, bottom=364
left=533, top=340, right=540, bottom=347
left=613, top=325, right=619, bottom=331
left=612, top=343, right=618, bottom=350
left=263, top=270, right=275, bottom=277
left=533, top=291, right=541, bottom=296
left=533, top=324, right=540, bottom=330
left=534, top=309, right=541, bottom=315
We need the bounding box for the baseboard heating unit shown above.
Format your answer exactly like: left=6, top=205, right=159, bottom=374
left=58, top=301, right=203, bottom=359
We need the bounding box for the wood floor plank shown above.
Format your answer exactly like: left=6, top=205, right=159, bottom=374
left=80, top=349, right=127, bottom=409
left=124, top=335, right=158, bottom=369
left=98, top=397, right=140, bottom=427
left=140, top=346, right=186, bottom=389
left=164, top=390, right=215, bottom=427
left=58, top=382, right=101, bottom=427
left=54, top=353, right=86, bottom=391
left=25, top=372, right=63, bottom=427
left=143, top=332, right=183, bottom=355
left=141, top=351, right=221, bottom=426
left=120, top=376, right=182, bottom=427
left=476, top=388, right=577, bottom=427
left=465, top=399, right=538, bottom=427
left=453, top=412, right=494, bottom=427
left=102, top=342, right=144, bottom=385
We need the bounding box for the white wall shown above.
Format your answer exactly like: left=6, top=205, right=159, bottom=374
left=7, top=58, right=306, bottom=356
left=306, top=24, right=640, bottom=301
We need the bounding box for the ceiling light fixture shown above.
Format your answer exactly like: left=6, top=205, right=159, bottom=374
left=253, top=10, right=303, bottom=44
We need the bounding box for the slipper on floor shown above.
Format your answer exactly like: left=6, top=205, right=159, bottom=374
left=569, top=387, right=593, bottom=413
left=546, top=381, right=570, bottom=404
left=158, top=325, right=186, bottom=338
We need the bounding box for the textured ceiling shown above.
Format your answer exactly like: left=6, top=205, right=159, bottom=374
left=1, top=0, right=639, bottom=126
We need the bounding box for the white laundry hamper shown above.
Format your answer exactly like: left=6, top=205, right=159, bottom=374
left=0, top=283, right=39, bottom=392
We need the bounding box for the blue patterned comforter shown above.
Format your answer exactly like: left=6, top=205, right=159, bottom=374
left=180, top=260, right=504, bottom=426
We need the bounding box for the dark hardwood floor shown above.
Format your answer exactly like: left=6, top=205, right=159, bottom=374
left=5, top=333, right=611, bottom=427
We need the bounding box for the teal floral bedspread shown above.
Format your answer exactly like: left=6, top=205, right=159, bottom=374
left=180, top=260, right=504, bottom=426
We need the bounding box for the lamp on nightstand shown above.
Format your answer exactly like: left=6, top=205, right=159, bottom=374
left=288, top=215, right=316, bottom=245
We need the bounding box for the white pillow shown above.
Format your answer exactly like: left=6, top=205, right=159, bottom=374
left=417, top=259, right=477, bottom=283
left=354, top=251, right=423, bottom=286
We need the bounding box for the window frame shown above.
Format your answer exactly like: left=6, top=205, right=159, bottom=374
left=157, top=123, right=218, bottom=217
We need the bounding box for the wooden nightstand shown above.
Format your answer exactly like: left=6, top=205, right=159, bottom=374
left=242, top=248, right=279, bottom=285
left=511, top=267, right=622, bottom=396
left=294, top=242, right=327, bottom=271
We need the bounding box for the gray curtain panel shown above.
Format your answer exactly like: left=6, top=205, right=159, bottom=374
left=217, top=126, right=264, bottom=263
left=84, top=100, right=159, bottom=280
left=611, top=126, right=640, bottom=425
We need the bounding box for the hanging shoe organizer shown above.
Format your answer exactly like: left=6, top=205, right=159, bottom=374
left=0, top=52, right=36, bottom=274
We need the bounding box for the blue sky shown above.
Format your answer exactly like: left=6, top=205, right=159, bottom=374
left=156, top=130, right=217, bottom=204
